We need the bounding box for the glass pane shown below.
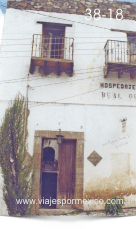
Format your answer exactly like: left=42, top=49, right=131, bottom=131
left=128, top=36, right=136, bottom=54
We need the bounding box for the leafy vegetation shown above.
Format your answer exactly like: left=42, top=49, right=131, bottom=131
left=104, top=196, right=124, bottom=215
left=0, top=94, right=34, bottom=216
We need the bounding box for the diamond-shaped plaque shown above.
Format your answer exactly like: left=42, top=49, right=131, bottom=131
left=87, top=150, right=102, bottom=166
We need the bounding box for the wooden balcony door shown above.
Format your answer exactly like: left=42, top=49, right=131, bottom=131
left=57, top=140, right=76, bottom=209
left=128, top=35, right=136, bottom=64
left=43, top=25, right=65, bottom=59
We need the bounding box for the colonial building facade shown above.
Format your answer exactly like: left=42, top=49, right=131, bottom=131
left=1, top=0, right=136, bottom=215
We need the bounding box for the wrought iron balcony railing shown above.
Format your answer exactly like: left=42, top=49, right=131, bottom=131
left=104, top=40, right=136, bottom=78
left=104, top=40, right=136, bottom=65
left=31, top=34, right=74, bottom=61
left=42, top=161, right=58, bottom=172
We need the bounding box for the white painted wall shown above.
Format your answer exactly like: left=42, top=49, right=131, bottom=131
left=1, top=8, right=136, bottom=214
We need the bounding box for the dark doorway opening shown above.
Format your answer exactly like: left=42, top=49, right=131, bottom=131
left=43, top=147, right=55, bottom=164
left=41, top=172, right=57, bottom=208
left=41, top=147, right=57, bottom=209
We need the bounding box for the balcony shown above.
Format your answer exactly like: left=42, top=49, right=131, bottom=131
left=30, top=34, right=74, bottom=76
left=104, top=40, right=136, bottom=79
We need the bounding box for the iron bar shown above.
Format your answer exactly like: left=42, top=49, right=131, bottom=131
left=121, top=41, right=122, bottom=62
left=104, top=40, right=136, bottom=65
left=32, top=34, right=74, bottom=61
left=114, top=41, right=116, bottom=62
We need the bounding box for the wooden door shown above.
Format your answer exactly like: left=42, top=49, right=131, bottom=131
left=43, top=26, right=65, bottom=59
left=57, top=140, right=76, bottom=209
left=128, top=35, right=136, bottom=64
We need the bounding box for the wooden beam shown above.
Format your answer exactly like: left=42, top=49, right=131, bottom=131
left=37, top=21, right=72, bottom=27
left=56, top=62, right=61, bottom=76
left=118, top=68, right=123, bottom=78
left=103, top=65, right=108, bottom=78
left=69, top=63, right=73, bottom=77
left=44, top=61, right=47, bottom=75
left=29, top=59, right=35, bottom=74
left=111, top=29, right=136, bottom=35
left=130, top=69, right=135, bottom=79
left=32, top=56, right=73, bottom=64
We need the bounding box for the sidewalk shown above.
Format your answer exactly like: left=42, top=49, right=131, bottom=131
left=37, top=207, right=136, bottom=216
left=66, top=208, right=136, bottom=217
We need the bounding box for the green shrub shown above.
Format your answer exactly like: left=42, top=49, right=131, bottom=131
left=0, top=94, right=34, bottom=216
left=104, top=196, right=124, bottom=215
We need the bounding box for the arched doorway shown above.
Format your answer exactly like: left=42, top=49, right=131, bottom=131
left=33, top=130, right=84, bottom=213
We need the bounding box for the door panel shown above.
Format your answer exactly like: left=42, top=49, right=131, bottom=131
left=43, top=27, right=65, bottom=59
left=57, top=140, right=76, bottom=209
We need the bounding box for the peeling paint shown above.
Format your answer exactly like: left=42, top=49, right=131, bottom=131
left=84, top=153, right=136, bottom=204
left=84, top=177, right=136, bottom=201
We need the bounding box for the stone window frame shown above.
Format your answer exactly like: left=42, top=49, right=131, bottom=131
left=32, top=130, right=84, bottom=214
